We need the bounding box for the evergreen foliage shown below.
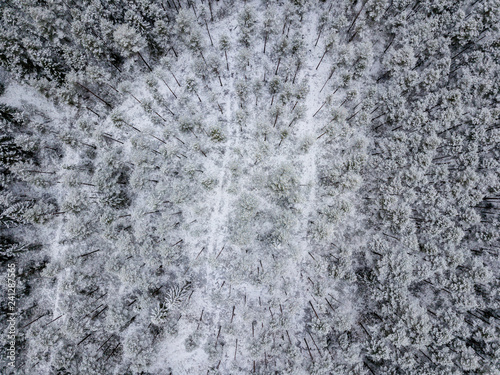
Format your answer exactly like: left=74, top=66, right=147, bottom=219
left=0, top=0, right=499, bottom=374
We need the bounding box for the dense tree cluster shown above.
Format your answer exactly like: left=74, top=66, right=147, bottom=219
left=0, top=0, right=499, bottom=374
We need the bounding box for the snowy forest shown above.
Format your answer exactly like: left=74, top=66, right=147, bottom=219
left=0, top=0, right=499, bottom=374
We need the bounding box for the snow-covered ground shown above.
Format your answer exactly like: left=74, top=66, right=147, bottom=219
left=2, top=1, right=499, bottom=374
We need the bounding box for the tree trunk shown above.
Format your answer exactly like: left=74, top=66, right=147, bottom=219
left=208, top=0, right=214, bottom=21
left=347, top=0, right=368, bottom=35
left=348, top=29, right=358, bottom=43
left=292, top=63, right=300, bottom=84
left=320, top=70, right=334, bottom=93
left=382, top=35, right=395, bottom=56
left=137, top=52, right=152, bottom=72
left=315, top=27, right=323, bottom=47
left=170, top=70, right=181, bottom=87
left=161, top=78, right=177, bottom=99
left=75, top=82, right=112, bottom=108
left=316, top=49, right=328, bottom=70
left=200, top=51, right=207, bottom=66
left=224, top=50, right=229, bottom=70
left=313, top=101, right=326, bottom=117
left=205, top=20, right=214, bottom=46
